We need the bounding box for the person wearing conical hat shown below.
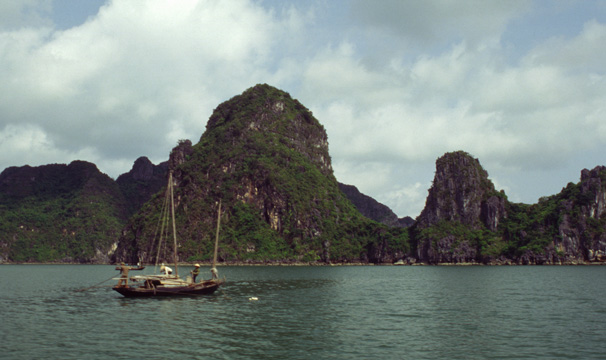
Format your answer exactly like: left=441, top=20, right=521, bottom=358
left=191, top=264, right=200, bottom=283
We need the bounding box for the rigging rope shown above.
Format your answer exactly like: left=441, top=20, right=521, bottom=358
left=153, top=181, right=172, bottom=272
left=74, top=274, right=117, bottom=292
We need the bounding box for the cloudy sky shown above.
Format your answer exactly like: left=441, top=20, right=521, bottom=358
left=1, top=0, right=605, bottom=218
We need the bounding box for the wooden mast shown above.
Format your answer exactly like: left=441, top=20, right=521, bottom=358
left=169, top=171, right=179, bottom=277
left=212, top=200, right=221, bottom=272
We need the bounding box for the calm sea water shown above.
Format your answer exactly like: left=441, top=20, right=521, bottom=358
left=0, top=265, right=605, bottom=359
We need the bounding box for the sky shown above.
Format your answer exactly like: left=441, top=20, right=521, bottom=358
left=0, top=0, right=605, bottom=218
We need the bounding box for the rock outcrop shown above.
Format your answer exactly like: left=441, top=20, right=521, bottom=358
left=508, top=165, right=606, bottom=264
left=116, top=156, right=168, bottom=216
left=113, top=84, right=408, bottom=265
left=412, top=151, right=507, bottom=263
left=416, top=151, right=506, bottom=230
left=3, top=84, right=605, bottom=266
left=411, top=151, right=606, bottom=265
left=0, top=161, right=127, bottom=263
left=338, top=183, right=403, bottom=227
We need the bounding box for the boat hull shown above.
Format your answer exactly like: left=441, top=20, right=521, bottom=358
left=112, top=279, right=225, bottom=298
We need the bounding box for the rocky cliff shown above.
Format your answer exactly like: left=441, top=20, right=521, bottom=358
left=338, top=183, right=412, bottom=227
left=0, top=161, right=127, bottom=263
left=502, top=165, right=606, bottom=264
left=416, top=151, right=507, bottom=231
left=116, top=156, right=168, bottom=216
left=0, top=85, right=410, bottom=265
left=411, top=151, right=606, bottom=265
left=2, top=85, right=604, bottom=265
left=411, top=151, right=507, bottom=263
left=113, top=84, right=409, bottom=264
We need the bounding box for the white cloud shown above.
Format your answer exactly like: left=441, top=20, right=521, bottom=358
left=383, top=182, right=428, bottom=218
left=349, top=0, right=531, bottom=48
left=0, top=0, right=292, bottom=177
left=299, top=12, right=606, bottom=216
left=0, top=123, right=99, bottom=168
left=0, top=0, right=52, bottom=30
left=524, top=20, right=606, bottom=72
left=0, top=0, right=605, bottom=219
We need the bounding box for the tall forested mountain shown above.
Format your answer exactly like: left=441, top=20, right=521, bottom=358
left=112, top=84, right=409, bottom=264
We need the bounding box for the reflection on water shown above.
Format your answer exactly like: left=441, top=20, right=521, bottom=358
left=1, top=265, right=605, bottom=359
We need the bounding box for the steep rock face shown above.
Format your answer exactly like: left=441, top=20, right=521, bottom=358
left=411, top=154, right=606, bottom=265
left=497, top=165, right=606, bottom=265
left=0, top=161, right=127, bottom=263
left=0, top=161, right=101, bottom=199
left=338, top=183, right=402, bottom=227
left=538, top=166, right=606, bottom=264
left=398, top=216, right=415, bottom=227
left=116, top=156, right=168, bottom=216
left=413, top=151, right=507, bottom=263
left=114, top=84, right=408, bottom=264
left=205, top=89, right=333, bottom=177
left=416, top=151, right=506, bottom=230
left=578, top=167, right=606, bottom=262
left=580, top=166, right=606, bottom=219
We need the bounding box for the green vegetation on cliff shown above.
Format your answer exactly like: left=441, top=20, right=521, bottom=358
left=0, top=161, right=127, bottom=263
left=501, top=169, right=606, bottom=262
left=412, top=151, right=606, bottom=264
left=114, top=84, right=409, bottom=264
left=2, top=87, right=604, bottom=265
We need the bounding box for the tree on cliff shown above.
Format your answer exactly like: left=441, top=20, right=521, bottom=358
left=411, top=151, right=606, bottom=265
left=0, top=161, right=127, bottom=263
left=113, top=84, right=409, bottom=264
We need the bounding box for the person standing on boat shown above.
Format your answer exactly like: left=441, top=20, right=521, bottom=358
left=160, top=263, right=173, bottom=275
left=191, top=264, right=200, bottom=283
left=211, top=267, right=218, bottom=279
left=115, top=262, right=144, bottom=287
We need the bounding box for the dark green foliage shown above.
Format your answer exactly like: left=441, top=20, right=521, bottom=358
left=500, top=200, right=557, bottom=257
left=413, top=160, right=606, bottom=263
left=5, top=84, right=604, bottom=265
left=0, top=162, right=128, bottom=263
left=115, top=157, right=168, bottom=217
left=501, top=172, right=606, bottom=257
left=115, top=84, right=409, bottom=264
left=413, top=219, right=498, bottom=259
left=219, top=202, right=292, bottom=261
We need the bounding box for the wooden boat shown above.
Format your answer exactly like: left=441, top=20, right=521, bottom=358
left=112, top=171, right=225, bottom=297
left=112, top=275, right=224, bottom=297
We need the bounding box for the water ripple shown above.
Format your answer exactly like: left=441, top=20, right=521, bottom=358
left=1, top=265, right=606, bottom=359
